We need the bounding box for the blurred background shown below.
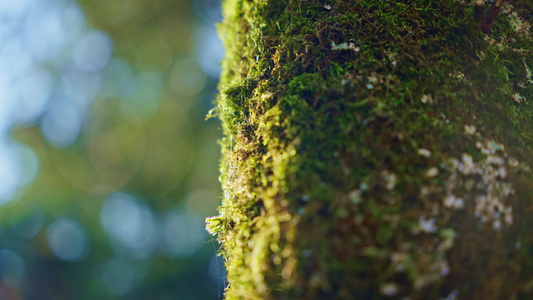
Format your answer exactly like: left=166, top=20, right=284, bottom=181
left=0, top=0, right=225, bottom=299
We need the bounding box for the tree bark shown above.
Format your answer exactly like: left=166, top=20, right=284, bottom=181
left=207, top=0, right=533, bottom=299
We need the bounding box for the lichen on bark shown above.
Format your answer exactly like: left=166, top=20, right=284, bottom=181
left=206, top=0, right=533, bottom=299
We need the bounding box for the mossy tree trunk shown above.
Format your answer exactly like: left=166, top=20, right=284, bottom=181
left=207, top=0, right=533, bottom=299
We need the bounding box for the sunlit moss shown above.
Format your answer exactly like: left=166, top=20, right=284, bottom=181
left=208, top=0, right=533, bottom=298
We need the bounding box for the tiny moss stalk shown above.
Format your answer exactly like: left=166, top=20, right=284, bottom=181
left=207, top=0, right=533, bottom=299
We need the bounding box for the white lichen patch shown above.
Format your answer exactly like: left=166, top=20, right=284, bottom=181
left=418, top=148, right=431, bottom=158
left=387, top=52, right=398, bottom=67
left=426, top=167, right=439, bottom=178
left=508, top=157, right=520, bottom=168
left=443, top=194, right=464, bottom=209
left=421, top=94, right=432, bottom=104
left=261, top=91, right=274, bottom=101
left=368, top=74, right=379, bottom=84
left=392, top=229, right=455, bottom=290
left=448, top=71, right=466, bottom=83
left=340, top=73, right=353, bottom=87
left=443, top=139, right=526, bottom=230
left=340, top=72, right=361, bottom=87
left=512, top=93, right=526, bottom=104
left=380, top=282, right=400, bottom=296
left=413, top=231, right=454, bottom=289
left=348, top=189, right=362, bottom=204
left=503, top=3, right=531, bottom=36
left=331, top=41, right=360, bottom=52
left=524, top=59, right=533, bottom=85
left=511, top=14, right=531, bottom=35
left=365, top=72, right=385, bottom=90
left=381, top=170, right=397, bottom=190
left=464, top=124, right=476, bottom=135
left=414, top=215, right=437, bottom=234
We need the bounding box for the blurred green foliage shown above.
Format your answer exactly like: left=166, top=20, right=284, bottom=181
left=0, top=0, right=225, bottom=299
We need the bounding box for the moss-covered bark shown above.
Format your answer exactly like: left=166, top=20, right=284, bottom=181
left=206, top=0, right=533, bottom=299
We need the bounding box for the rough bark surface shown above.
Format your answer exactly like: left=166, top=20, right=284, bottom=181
left=207, top=0, right=533, bottom=299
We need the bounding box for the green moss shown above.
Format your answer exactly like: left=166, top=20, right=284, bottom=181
left=207, top=0, right=533, bottom=299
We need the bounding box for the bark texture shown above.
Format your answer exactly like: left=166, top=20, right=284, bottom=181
left=207, top=0, right=533, bottom=299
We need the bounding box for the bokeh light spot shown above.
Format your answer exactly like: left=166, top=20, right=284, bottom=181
left=10, top=68, right=53, bottom=126
left=22, top=2, right=66, bottom=62
left=123, top=71, right=164, bottom=121
left=185, top=189, right=219, bottom=218
left=41, top=102, right=82, bottom=148
left=160, top=211, right=206, bottom=258
left=0, top=39, right=33, bottom=84
left=47, top=218, right=89, bottom=261
left=57, top=70, right=101, bottom=113
left=0, top=142, right=39, bottom=205
left=194, top=25, right=224, bottom=78
left=0, top=147, right=19, bottom=203
left=0, top=0, right=35, bottom=18
left=170, top=58, right=206, bottom=97
left=192, top=0, right=223, bottom=23
left=11, top=210, right=45, bottom=239
left=97, top=258, right=136, bottom=296
left=14, top=143, right=39, bottom=188
left=73, top=30, right=112, bottom=72
left=100, top=193, right=159, bottom=259
left=128, top=98, right=194, bottom=198
left=134, top=35, right=173, bottom=70
left=58, top=1, right=87, bottom=45
left=99, top=58, right=135, bottom=100
left=0, top=249, right=26, bottom=288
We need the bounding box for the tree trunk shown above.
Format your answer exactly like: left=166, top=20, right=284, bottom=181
left=207, top=0, right=533, bottom=299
